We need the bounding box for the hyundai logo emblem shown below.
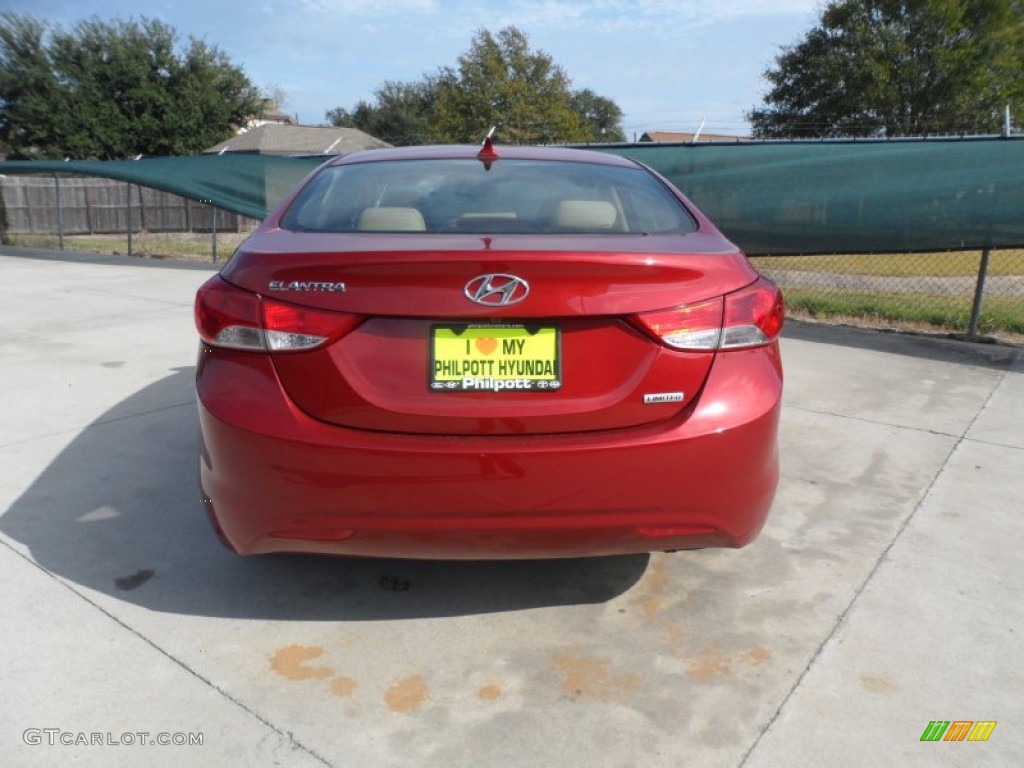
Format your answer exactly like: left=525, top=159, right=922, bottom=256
left=464, top=274, right=530, bottom=306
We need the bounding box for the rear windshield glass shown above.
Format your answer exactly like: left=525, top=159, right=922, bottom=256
left=280, top=158, right=698, bottom=235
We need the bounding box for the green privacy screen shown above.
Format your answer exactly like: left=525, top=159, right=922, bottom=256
left=600, top=138, right=1024, bottom=255
left=0, top=154, right=325, bottom=221
left=2, top=137, right=1023, bottom=255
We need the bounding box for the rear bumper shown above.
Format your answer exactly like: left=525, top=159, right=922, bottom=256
left=196, top=345, right=782, bottom=559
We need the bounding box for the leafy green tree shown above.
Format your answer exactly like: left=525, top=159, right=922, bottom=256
left=0, top=13, right=260, bottom=158
left=571, top=88, right=627, bottom=142
left=325, top=26, right=624, bottom=145
left=432, top=27, right=587, bottom=144
left=327, top=79, right=438, bottom=145
left=0, top=15, right=62, bottom=157
left=749, top=0, right=1024, bottom=138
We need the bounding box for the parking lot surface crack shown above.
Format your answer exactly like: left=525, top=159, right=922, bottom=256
left=0, top=400, right=196, bottom=450
left=784, top=404, right=960, bottom=438
left=0, top=537, right=335, bottom=768
left=743, top=365, right=1008, bottom=767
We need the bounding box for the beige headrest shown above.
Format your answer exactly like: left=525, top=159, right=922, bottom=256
left=357, top=207, right=426, bottom=231
left=555, top=200, right=618, bottom=229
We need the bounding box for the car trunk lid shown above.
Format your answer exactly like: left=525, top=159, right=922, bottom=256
left=221, top=233, right=758, bottom=435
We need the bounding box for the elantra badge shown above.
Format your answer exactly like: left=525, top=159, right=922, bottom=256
left=268, top=280, right=346, bottom=293
left=464, top=274, right=529, bottom=306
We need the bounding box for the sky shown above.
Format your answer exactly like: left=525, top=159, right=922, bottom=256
left=7, top=0, right=822, bottom=139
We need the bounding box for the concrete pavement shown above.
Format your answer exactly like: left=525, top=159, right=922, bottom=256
left=1, top=246, right=1021, bottom=767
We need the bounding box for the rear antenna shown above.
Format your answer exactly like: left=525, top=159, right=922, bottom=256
left=692, top=118, right=706, bottom=143
left=477, top=126, right=498, bottom=170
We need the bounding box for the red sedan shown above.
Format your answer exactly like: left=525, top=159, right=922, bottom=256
left=194, top=143, right=783, bottom=559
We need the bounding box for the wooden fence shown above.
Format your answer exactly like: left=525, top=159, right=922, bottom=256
left=0, top=175, right=260, bottom=234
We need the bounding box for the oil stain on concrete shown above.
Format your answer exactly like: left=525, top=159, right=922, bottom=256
left=330, top=677, right=359, bottom=698
left=477, top=684, right=503, bottom=701
left=549, top=653, right=640, bottom=703
left=270, top=645, right=334, bottom=681
left=686, top=646, right=772, bottom=683
left=114, top=569, right=154, bottom=591
left=384, top=674, right=429, bottom=713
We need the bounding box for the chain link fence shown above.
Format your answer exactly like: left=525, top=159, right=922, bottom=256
left=4, top=230, right=255, bottom=263
left=750, top=250, right=1024, bottom=343
left=0, top=174, right=258, bottom=263
left=2, top=174, right=1021, bottom=343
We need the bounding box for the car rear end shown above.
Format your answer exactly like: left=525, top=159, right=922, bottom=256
left=194, top=146, right=783, bottom=559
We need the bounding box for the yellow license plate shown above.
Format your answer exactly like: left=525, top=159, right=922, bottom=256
left=430, top=325, right=561, bottom=392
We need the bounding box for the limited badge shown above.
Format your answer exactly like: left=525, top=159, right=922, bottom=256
left=643, top=392, right=685, bottom=404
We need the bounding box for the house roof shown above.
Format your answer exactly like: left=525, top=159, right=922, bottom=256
left=639, top=131, right=749, bottom=143
left=204, top=124, right=391, bottom=156
left=252, top=107, right=296, bottom=125
left=246, top=99, right=296, bottom=127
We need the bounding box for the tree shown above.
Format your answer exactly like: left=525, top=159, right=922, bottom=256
left=432, top=27, right=587, bottom=144
left=0, top=13, right=261, bottom=158
left=327, top=79, right=438, bottom=145
left=0, top=15, right=62, bottom=157
left=571, top=88, right=627, bottom=142
left=262, top=83, right=289, bottom=109
left=324, top=26, right=624, bottom=145
left=748, top=0, right=1024, bottom=138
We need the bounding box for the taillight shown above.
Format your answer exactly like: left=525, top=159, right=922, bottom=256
left=195, top=276, right=359, bottom=352
left=721, top=277, right=784, bottom=348
left=262, top=298, right=361, bottom=351
left=634, top=296, right=724, bottom=350
left=195, top=276, right=264, bottom=350
left=634, top=276, right=784, bottom=351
